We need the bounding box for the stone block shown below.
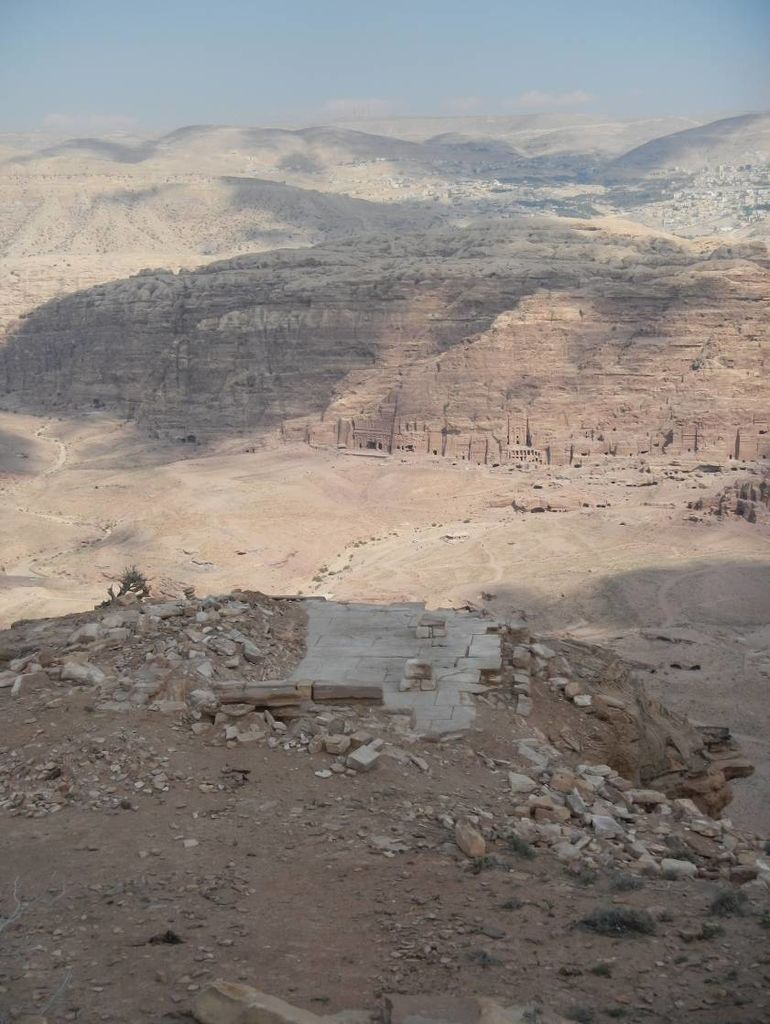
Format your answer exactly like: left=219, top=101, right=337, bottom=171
left=469, top=635, right=500, bottom=656
left=530, top=642, right=556, bottom=659
left=346, top=743, right=381, bottom=771
left=147, top=602, right=185, bottom=619
left=311, top=681, right=383, bottom=702
left=348, top=730, right=373, bottom=749
left=516, top=695, right=533, bottom=717
left=218, top=682, right=302, bottom=706
left=457, top=655, right=500, bottom=672
left=323, top=734, right=351, bottom=755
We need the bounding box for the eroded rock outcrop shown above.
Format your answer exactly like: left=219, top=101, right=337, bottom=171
left=2, top=220, right=768, bottom=457
left=548, top=637, right=742, bottom=817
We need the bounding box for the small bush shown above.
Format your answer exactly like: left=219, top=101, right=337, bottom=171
left=608, top=871, right=645, bottom=893
left=581, top=906, right=656, bottom=936
left=469, top=855, right=507, bottom=874
left=103, top=564, right=149, bottom=604
left=506, top=834, right=536, bottom=859
left=569, top=864, right=599, bottom=887
left=709, top=887, right=748, bottom=917
left=118, top=565, right=148, bottom=595
left=499, top=897, right=524, bottom=910
left=590, top=962, right=612, bottom=977
left=700, top=921, right=724, bottom=940
left=466, top=949, right=502, bottom=968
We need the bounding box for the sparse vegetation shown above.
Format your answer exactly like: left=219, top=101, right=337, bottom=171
left=569, top=864, right=599, bottom=887
left=590, top=962, right=612, bottom=977
left=581, top=906, right=657, bottom=936
left=499, top=897, right=524, bottom=911
left=505, top=834, right=536, bottom=859
left=709, top=887, right=748, bottom=917
left=608, top=871, right=645, bottom=892
left=469, top=854, right=507, bottom=873
left=104, top=564, right=149, bottom=604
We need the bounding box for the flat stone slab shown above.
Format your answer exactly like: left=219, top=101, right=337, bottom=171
left=288, top=600, right=504, bottom=735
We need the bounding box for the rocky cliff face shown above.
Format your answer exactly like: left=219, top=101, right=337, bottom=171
left=1, top=219, right=768, bottom=452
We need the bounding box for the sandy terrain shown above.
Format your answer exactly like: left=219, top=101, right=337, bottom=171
left=2, top=409, right=768, bottom=833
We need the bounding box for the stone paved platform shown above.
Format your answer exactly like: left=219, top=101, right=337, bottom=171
left=288, top=600, right=502, bottom=735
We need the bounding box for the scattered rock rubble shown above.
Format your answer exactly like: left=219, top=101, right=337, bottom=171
left=191, top=980, right=570, bottom=1023
left=694, top=474, right=770, bottom=524
left=2, top=590, right=770, bottom=1024
left=1, top=590, right=766, bottom=892
left=0, top=588, right=306, bottom=709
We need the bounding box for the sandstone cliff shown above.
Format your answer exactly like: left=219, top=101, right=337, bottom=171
left=1, top=219, right=768, bottom=455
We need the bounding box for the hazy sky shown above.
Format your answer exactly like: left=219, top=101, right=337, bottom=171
left=1, top=0, right=768, bottom=134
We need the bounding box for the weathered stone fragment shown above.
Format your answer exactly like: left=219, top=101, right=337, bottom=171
left=661, top=857, right=698, bottom=880
left=455, top=818, right=486, bottom=858
left=193, top=980, right=321, bottom=1024
left=61, top=661, right=106, bottom=685
left=346, top=743, right=381, bottom=772
left=508, top=772, right=537, bottom=795
left=323, top=734, right=351, bottom=755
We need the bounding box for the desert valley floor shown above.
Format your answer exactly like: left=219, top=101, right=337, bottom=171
left=2, top=408, right=768, bottom=836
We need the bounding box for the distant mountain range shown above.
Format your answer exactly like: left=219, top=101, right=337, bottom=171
left=606, top=113, right=770, bottom=179
left=0, top=111, right=767, bottom=335
left=1, top=114, right=705, bottom=171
